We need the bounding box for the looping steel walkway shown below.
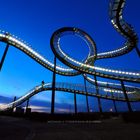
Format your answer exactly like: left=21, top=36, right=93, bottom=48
left=0, top=0, right=140, bottom=111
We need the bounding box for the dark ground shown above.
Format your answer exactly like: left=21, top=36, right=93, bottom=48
left=0, top=115, right=140, bottom=140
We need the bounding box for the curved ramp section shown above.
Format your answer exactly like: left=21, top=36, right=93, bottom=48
left=0, top=82, right=140, bottom=111
left=97, top=0, right=138, bottom=59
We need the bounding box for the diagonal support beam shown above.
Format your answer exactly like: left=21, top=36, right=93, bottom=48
left=0, top=44, right=9, bottom=71
left=120, top=80, right=132, bottom=112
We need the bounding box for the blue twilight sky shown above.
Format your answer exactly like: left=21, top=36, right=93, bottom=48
left=0, top=0, right=140, bottom=113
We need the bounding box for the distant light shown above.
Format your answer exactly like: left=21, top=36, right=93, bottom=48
left=110, top=108, right=113, bottom=112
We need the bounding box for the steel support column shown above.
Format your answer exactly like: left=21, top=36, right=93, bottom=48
left=108, top=83, right=118, bottom=113
left=112, top=90, right=117, bottom=113
left=113, top=99, right=118, bottom=113
left=0, top=44, right=9, bottom=71
left=84, top=78, right=90, bottom=113
left=12, top=96, right=16, bottom=112
left=94, top=75, right=102, bottom=113
left=51, top=56, right=56, bottom=114
left=135, top=46, right=140, bottom=58
left=74, top=92, right=77, bottom=114
left=120, top=80, right=132, bottom=112
left=26, top=99, right=29, bottom=110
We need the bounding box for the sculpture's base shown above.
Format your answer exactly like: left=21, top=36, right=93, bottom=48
left=0, top=115, right=140, bottom=140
